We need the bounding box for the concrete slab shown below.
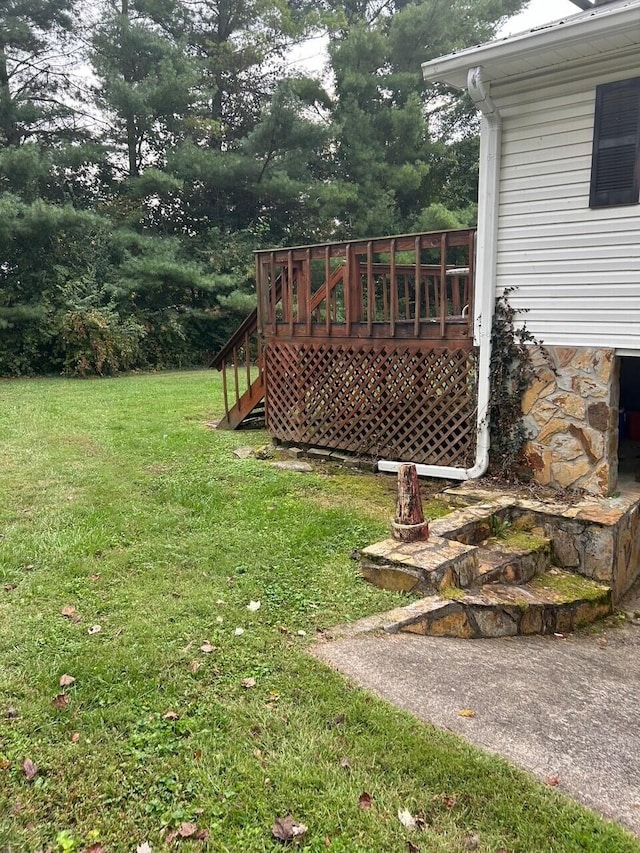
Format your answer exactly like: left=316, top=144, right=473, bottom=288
left=313, top=618, right=640, bottom=835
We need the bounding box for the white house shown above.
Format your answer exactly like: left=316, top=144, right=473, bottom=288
left=422, top=0, right=640, bottom=495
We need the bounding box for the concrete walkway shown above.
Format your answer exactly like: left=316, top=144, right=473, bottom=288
left=313, top=614, right=640, bottom=835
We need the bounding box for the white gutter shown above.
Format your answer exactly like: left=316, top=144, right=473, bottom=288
left=377, top=66, right=500, bottom=481
left=420, top=0, right=640, bottom=89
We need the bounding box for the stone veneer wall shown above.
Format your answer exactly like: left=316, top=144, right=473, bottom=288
left=521, top=346, right=619, bottom=496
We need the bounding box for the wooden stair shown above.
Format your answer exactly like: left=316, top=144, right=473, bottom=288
left=212, top=263, right=347, bottom=430
left=211, top=291, right=267, bottom=430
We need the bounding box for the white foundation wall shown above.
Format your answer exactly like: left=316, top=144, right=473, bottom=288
left=492, top=55, right=640, bottom=350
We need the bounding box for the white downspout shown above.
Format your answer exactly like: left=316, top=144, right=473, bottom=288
left=377, top=65, right=501, bottom=480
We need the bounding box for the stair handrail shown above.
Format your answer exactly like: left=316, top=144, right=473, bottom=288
left=211, top=307, right=259, bottom=371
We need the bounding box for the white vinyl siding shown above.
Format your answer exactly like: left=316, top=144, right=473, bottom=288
left=494, top=63, right=640, bottom=349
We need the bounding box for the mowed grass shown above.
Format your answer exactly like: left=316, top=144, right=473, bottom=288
left=0, top=371, right=637, bottom=853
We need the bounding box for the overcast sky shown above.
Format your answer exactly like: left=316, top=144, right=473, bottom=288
left=288, top=0, right=582, bottom=74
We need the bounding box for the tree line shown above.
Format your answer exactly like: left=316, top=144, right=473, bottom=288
left=0, top=0, right=524, bottom=376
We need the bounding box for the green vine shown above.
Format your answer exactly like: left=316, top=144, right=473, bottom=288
left=488, top=288, right=550, bottom=479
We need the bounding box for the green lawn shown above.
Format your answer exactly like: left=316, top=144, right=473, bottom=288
left=0, top=371, right=637, bottom=853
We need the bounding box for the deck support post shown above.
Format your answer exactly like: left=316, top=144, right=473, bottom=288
left=391, top=463, right=429, bottom=542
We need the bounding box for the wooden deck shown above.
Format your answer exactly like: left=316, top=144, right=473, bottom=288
left=213, top=228, right=478, bottom=467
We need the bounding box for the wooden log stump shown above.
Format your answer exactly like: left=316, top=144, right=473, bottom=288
left=391, top=463, right=429, bottom=542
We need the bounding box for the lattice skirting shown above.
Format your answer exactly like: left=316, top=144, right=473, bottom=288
left=264, top=341, right=477, bottom=467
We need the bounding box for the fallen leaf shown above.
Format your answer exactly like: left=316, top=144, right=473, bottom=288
left=398, top=809, right=416, bottom=830
left=546, top=773, right=560, bottom=787
left=247, top=600, right=261, bottom=612
left=71, top=732, right=80, bottom=743
left=59, top=674, right=76, bottom=687
left=457, top=709, right=476, bottom=718
left=0, top=757, right=10, bottom=770
left=234, top=627, right=245, bottom=636
left=272, top=815, right=308, bottom=843
left=52, top=694, right=70, bottom=710
left=242, top=677, right=257, bottom=689
left=200, top=643, right=215, bottom=653
left=358, top=792, right=372, bottom=810
left=136, top=843, right=152, bottom=853
left=88, top=624, right=101, bottom=635
left=339, top=757, right=351, bottom=770
left=22, top=758, right=38, bottom=781
left=178, top=822, right=197, bottom=838
left=60, top=604, right=80, bottom=620
left=90, top=573, right=101, bottom=582
left=195, top=829, right=209, bottom=841
left=189, top=660, right=202, bottom=673
left=4, top=583, right=17, bottom=592
left=86, top=844, right=105, bottom=853
left=441, top=794, right=457, bottom=809
left=325, top=837, right=331, bottom=847
left=407, top=842, right=419, bottom=853
left=163, top=710, right=179, bottom=721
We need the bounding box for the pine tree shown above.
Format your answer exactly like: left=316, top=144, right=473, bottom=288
left=326, top=0, right=527, bottom=236
left=0, top=0, right=79, bottom=148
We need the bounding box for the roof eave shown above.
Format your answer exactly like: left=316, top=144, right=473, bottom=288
left=422, top=3, right=640, bottom=90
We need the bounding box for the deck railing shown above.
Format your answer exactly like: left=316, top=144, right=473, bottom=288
left=213, top=227, right=476, bottom=432
left=255, top=228, right=475, bottom=343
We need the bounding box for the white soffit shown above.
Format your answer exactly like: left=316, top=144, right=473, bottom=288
left=422, top=0, right=640, bottom=89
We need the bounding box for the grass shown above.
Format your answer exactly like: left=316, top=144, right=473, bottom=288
left=0, top=370, right=638, bottom=853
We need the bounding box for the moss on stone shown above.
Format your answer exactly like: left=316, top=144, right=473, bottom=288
left=425, top=499, right=454, bottom=520
left=440, top=586, right=466, bottom=601
left=489, top=530, right=548, bottom=553
left=530, top=570, right=609, bottom=603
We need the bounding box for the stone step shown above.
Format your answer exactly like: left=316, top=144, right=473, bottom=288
left=359, top=535, right=479, bottom=595
left=385, top=570, right=612, bottom=638
left=474, top=535, right=551, bottom=586
left=359, top=530, right=552, bottom=595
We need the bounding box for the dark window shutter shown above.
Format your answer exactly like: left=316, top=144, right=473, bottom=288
left=590, top=77, right=640, bottom=208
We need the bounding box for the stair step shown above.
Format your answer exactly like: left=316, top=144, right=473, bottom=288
left=475, top=536, right=550, bottom=586
left=359, top=536, right=479, bottom=595
left=390, top=571, right=612, bottom=638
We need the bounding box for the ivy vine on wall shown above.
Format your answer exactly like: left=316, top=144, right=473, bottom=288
left=488, top=288, right=551, bottom=479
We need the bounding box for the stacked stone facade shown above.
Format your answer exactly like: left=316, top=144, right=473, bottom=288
left=522, top=346, right=619, bottom=496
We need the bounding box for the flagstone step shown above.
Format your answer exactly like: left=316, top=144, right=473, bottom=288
left=474, top=535, right=550, bottom=586
left=395, top=572, right=612, bottom=638
left=359, top=531, right=551, bottom=594
left=359, top=535, right=479, bottom=595
left=343, top=570, right=612, bottom=639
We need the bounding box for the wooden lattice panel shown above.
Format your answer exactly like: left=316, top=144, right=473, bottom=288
left=264, top=341, right=477, bottom=466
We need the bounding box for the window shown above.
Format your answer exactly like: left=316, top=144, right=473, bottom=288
left=590, top=76, right=640, bottom=208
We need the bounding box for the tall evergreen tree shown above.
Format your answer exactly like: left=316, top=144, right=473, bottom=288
left=92, top=0, right=194, bottom=177
left=0, top=0, right=79, bottom=148
left=326, top=0, right=526, bottom=236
